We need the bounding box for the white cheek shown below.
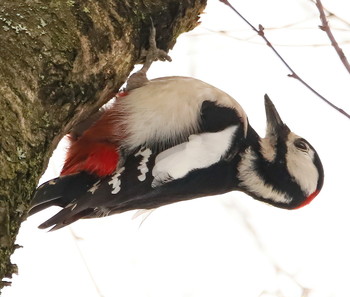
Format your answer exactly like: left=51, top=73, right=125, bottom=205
left=286, top=148, right=318, bottom=195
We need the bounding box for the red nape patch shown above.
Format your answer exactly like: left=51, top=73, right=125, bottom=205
left=61, top=143, right=119, bottom=177
left=294, top=190, right=320, bottom=209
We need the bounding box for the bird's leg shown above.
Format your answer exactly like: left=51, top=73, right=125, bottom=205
left=125, top=24, right=172, bottom=91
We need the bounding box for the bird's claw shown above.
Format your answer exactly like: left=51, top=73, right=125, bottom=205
left=126, top=23, right=171, bottom=91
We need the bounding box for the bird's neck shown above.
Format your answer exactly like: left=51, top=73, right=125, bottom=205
left=235, top=126, right=307, bottom=209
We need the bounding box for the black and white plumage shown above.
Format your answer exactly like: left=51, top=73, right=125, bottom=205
left=29, top=76, right=324, bottom=230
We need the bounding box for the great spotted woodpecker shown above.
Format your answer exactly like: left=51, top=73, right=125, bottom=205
left=29, top=29, right=324, bottom=231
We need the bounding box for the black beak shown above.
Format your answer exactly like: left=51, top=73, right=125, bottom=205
left=264, top=94, right=290, bottom=139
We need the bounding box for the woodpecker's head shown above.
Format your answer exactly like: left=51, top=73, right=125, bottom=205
left=238, top=95, right=324, bottom=209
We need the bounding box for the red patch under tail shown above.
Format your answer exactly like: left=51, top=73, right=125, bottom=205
left=61, top=142, right=119, bottom=176
left=61, top=91, right=130, bottom=177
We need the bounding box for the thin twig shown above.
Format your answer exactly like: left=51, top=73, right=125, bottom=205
left=70, top=228, right=105, bottom=297
left=308, top=0, right=350, bottom=27
left=193, top=28, right=350, bottom=47
left=315, top=0, right=350, bottom=75
left=219, top=0, right=350, bottom=120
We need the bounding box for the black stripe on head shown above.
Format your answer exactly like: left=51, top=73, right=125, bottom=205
left=252, top=141, right=307, bottom=209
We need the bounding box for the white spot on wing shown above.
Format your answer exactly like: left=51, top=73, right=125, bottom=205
left=94, top=207, right=112, bottom=217
left=66, top=201, right=77, bottom=210
left=108, top=167, right=125, bottom=194
left=88, top=180, right=101, bottom=194
left=238, top=148, right=292, bottom=204
left=152, top=125, right=237, bottom=186
left=135, top=148, right=152, bottom=181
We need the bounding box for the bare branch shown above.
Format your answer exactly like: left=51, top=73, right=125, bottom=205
left=219, top=0, right=350, bottom=120
left=193, top=28, right=350, bottom=47
left=314, top=0, right=350, bottom=75
left=308, top=0, right=350, bottom=27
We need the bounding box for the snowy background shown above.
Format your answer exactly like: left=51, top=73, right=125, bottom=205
left=4, top=0, right=350, bottom=296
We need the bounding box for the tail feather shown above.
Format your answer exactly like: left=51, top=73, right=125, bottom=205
left=29, top=198, right=62, bottom=216
left=29, top=172, right=99, bottom=216
left=38, top=208, right=94, bottom=231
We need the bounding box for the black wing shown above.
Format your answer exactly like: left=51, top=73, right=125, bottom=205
left=30, top=101, right=245, bottom=230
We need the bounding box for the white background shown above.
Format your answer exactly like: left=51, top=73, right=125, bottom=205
left=4, top=0, right=350, bottom=296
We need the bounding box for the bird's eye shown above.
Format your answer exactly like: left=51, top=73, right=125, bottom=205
left=294, top=139, right=308, bottom=151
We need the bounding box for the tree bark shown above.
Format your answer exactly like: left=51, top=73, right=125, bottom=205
left=0, top=0, right=206, bottom=288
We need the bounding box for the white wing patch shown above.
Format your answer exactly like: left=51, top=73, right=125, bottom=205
left=108, top=167, right=125, bottom=194
left=152, top=125, right=237, bottom=187
left=135, top=148, right=152, bottom=182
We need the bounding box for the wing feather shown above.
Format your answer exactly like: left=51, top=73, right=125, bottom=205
left=31, top=77, right=248, bottom=229
left=152, top=125, right=238, bottom=187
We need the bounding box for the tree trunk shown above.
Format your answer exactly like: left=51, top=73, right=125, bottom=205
left=0, top=0, right=206, bottom=288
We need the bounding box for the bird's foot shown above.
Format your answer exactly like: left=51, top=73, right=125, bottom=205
left=125, top=24, right=172, bottom=91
